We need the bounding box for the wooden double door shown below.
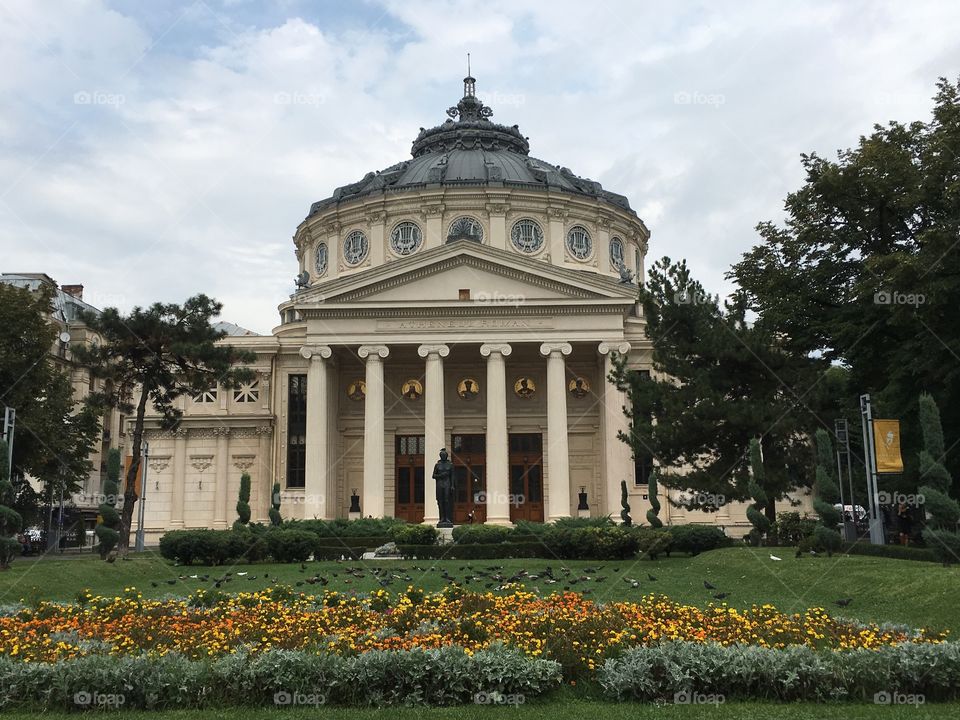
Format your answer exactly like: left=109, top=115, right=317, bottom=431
left=509, top=433, right=544, bottom=522
left=450, top=434, right=486, bottom=524
left=395, top=435, right=425, bottom=523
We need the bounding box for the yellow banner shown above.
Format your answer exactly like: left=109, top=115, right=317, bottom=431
left=873, top=419, right=904, bottom=474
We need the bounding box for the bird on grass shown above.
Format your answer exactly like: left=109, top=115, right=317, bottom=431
left=835, top=598, right=853, bottom=607
left=769, top=554, right=782, bottom=561
left=703, top=580, right=716, bottom=590
left=713, top=592, right=729, bottom=600
left=647, top=573, right=658, bottom=582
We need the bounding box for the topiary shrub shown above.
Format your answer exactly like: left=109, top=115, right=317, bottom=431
left=451, top=524, right=513, bottom=544
left=266, top=529, right=317, bottom=563
left=771, top=511, right=817, bottom=546
left=811, top=429, right=842, bottom=556
left=632, top=526, right=673, bottom=559
left=667, top=524, right=731, bottom=556
left=390, top=523, right=439, bottom=546
left=916, top=394, right=960, bottom=563
left=746, top=438, right=770, bottom=546
left=234, top=472, right=251, bottom=529
left=646, top=470, right=663, bottom=528
left=268, top=483, right=282, bottom=526
left=94, top=448, right=122, bottom=560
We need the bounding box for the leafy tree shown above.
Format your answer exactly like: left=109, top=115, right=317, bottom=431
left=732, top=77, right=960, bottom=490
left=94, top=449, right=121, bottom=560
left=0, top=439, right=23, bottom=569
left=235, top=472, right=251, bottom=529
left=746, top=438, right=770, bottom=545
left=615, top=257, right=822, bottom=525
left=74, top=295, right=254, bottom=555
left=0, top=283, right=99, bottom=520
left=917, top=394, right=960, bottom=564
left=269, top=482, right=282, bottom=526
left=646, top=470, right=663, bottom=528
left=811, top=429, right=842, bottom=555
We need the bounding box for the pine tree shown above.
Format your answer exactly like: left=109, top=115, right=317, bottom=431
left=94, top=449, right=121, bottom=560
left=269, top=482, right=282, bottom=526
left=0, top=439, right=23, bottom=570
left=646, top=470, right=663, bottom=527
left=234, top=472, right=252, bottom=529
left=917, top=394, right=960, bottom=564
left=811, top=429, right=842, bottom=555
left=746, top=438, right=770, bottom=545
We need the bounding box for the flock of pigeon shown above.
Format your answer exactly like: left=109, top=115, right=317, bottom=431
left=147, top=559, right=853, bottom=607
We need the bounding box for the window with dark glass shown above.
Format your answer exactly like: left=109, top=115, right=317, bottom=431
left=286, top=374, right=307, bottom=488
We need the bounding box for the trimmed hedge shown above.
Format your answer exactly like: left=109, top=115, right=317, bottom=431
left=599, top=641, right=960, bottom=702
left=840, top=541, right=937, bottom=563
left=667, top=524, right=731, bottom=556
left=0, top=645, right=562, bottom=709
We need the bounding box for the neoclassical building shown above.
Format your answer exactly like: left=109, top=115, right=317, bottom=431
left=130, top=77, right=810, bottom=542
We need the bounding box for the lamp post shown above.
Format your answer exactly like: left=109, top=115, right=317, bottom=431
left=2, top=407, right=14, bottom=474
left=859, top=395, right=885, bottom=545
left=135, top=442, right=148, bottom=552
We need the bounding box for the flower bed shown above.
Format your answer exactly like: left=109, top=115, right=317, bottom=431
left=0, top=586, right=945, bottom=678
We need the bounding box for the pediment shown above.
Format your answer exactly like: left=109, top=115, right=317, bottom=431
left=296, top=242, right=637, bottom=307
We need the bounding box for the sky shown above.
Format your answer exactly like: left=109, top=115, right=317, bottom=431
left=1, top=0, right=958, bottom=334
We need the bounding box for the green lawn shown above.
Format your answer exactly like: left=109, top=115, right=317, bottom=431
left=0, top=702, right=957, bottom=719
left=1, top=546, right=957, bottom=633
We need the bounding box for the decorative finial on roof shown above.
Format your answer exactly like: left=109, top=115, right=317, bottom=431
left=447, top=61, right=492, bottom=122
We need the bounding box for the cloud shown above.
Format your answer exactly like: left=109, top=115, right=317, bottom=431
left=2, top=0, right=959, bottom=333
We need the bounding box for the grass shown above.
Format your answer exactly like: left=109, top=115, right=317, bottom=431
left=0, top=702, right=958, bottom=719
left=1, top=546, right=957, bottom=633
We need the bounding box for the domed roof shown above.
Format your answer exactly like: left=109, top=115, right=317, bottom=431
left=308, top=77, right=632, bottom=217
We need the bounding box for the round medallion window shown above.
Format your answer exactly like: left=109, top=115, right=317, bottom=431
left=314, top=242, right=328, bottom=276
left=447, top=216, right=484, bottom=243
left=343, top=230, right=369, bottom=266
left=566, top=225, right=592, bottom=261
left=390, top=221, right=423, bottom=256
left=510, top=219, right=544, bottom=253
left=609, top=236, right=624, bottom=269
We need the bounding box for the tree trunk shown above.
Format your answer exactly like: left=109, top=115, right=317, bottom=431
left=118, top=386, right=149, bottom=555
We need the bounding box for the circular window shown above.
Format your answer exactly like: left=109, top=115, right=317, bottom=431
left=390, top=221, right=423, bottom=256
left=609, top=236, right=625, bottom=269
left=567, top=226, right=592, bottom=260
left=343, top=230, right=368, bottom=266
left=510, top=219, right=544, bottom=253
left=447, top=216, right=484, bottom=243
left=314, top=242, right=328, bottom=276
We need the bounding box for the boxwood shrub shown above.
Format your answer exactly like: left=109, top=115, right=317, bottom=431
left=667, top=524, right=731, bottom=556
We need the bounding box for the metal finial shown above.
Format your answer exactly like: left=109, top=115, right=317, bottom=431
left=467, top=52, right=471, bottom=77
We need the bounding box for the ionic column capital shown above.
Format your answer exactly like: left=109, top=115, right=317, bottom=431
left=358, top=345, right=390, bottom=360
left=598, top=341, right=631, bottom=356
left=417, top=343, right=450, bottom=359
left=480, top=343, right=513, bottom=358
left=539, top=342, right=572, bottom=357
left=299, top=345, right=332, bottom=360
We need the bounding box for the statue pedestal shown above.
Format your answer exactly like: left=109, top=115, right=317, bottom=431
left=437, top=527, right=454, bottom=543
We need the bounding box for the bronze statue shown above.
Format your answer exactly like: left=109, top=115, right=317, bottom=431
left=433, top=448, right=454, bottom=527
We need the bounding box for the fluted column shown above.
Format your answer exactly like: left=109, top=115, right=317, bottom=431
left=359, top=345, right=389, bottom=518
left=256, top=425, right=273, bottom=523
left=170, top=428, right=187, bottom=528
left=598, top=342, right=632, bottom=518
left=418, top=344, right=450, bottom=525
left=301, top=345, right=332, bottom=519
left=213, top=427, right=230, bottom=528
left=540, top=342, right=573, bottom=520
left=480, top=343, right=512, bottom=524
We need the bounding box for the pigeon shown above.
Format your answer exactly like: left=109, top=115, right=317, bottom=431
left=713, top=592, right=729, bottom=600
left=769, top=554, right=782, bottom=561
left=151, top=581, right=159, bottom=588
left=236, top=572, right=247, bottom=576
left=647, top=573, right=658, bottom=581
left=835, top=598, right=853, bottom=607
left=703, top=580, right=716, bottom=590
left=166, top=579, right=177, bottom=585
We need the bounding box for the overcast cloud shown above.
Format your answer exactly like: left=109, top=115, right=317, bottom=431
left=1, top=0, right=958, bottom=333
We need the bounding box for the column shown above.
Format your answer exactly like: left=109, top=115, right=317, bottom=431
left=540, top=342, right=573, bottom=520
left=481, top=343, right=512, bottom=524
left=547, top=207, right=567, bottom=262
left=301, top=345, right=332, bottom=519
left=358, top=345, right=389, bottom=517
left=486, top=203, right=509, bottom=250
left=419, top=344, right=450, bottom=525
left=170, top=428, right=187, bottom=528
left=256, top=425, right=273, bottom=523
left=598, top=342, right=633, bottom=518
left=213, top=427, right=230, bottom=528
